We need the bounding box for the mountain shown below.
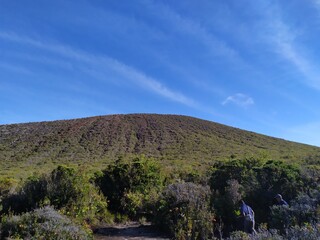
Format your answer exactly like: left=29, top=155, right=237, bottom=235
left=1, top=114, right=319, bottom=178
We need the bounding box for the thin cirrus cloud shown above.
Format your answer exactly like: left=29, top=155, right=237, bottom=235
left=261, top=2, right=320, bottom=90
left=222, top=93, right=254, bottom=108
left=142, top=0, right=242, bottom=63
left=0, top=31, right=197, bottom=108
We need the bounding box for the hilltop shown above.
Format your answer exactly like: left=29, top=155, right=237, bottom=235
left=1, top=114, right=319, bottom=178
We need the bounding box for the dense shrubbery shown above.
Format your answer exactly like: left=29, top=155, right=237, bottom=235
left=0, top=206, right=91, bottom=239
left=208, top=158, right=320, bottom=239
left=270, top=189, right=320, bottom=232
left=155, top=182, right=214, bottom=239
left=285, top=224, right=320, bottom=240
left=95, top=156, right=163, bottom=220
left=228, top=225, right=320, bottom=240
left=1, top=165, right=110, bottom=224
left=1, top=156, right=320, bottom=239
left=210, top=159, right=304, bottom=231
left=227, top=228, right=284, bottom=240
left=0, top=178, right=16, bottom=198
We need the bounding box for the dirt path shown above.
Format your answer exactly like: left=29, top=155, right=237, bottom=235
left=94, top=222, right=169, bottom=240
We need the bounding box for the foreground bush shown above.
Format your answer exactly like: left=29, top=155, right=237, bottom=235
left=155, top=182, right=214, bottom=240
left=95, top=156, right=163, bottom=219
left=1, top=166, right=110, bottom=224
left=270, top=189, right=320, bottom=232
left=228, top=229, right=284, bottom=240
left=210, top=159, right=303, bottom=226
left=228, top=224, right=320, bottom=240
left=285, top=224, right=320, bottom=240
left=0, top=206, right=91, bottom=239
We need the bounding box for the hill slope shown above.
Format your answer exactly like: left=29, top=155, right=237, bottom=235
left=1, top=114, right=319, bottom=177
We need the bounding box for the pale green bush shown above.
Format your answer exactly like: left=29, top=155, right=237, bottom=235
left=0, top=206, right=91, bottom=239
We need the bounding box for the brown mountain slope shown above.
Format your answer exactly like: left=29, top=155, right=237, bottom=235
left=1, top=114, right=319, bottom=177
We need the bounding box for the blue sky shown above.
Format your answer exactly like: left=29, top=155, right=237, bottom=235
left=1, top=0, right=320, bottom=146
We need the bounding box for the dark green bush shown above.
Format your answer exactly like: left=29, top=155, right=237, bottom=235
left=210, top=159, right=303, bottom=226
left=95, top=156, right=163, bottom=219
left=1, top=166, right=110, bottom=224
left=212, top=179, right=243, bottom=234
left=254, top=161, right=303, bottom=222
left=47, top=166, right=79, bottom=208
left=0, top=206, right=91, bottom=239
left=1, top=176, right=47, bottom=214
left=155, top=182, right=214, bottom=240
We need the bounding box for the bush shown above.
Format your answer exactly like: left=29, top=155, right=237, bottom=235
left=210, top=158, right=261, bottom=195
left=270, top=189, right=320, bottom=232
left=0, top=206, right=91, bottom=239
left=1, top=175, right=48, bottom=214
left=0, top=178, right=16, bottom=199
left=95, top=156, right=163, bottom=219
left=210, top=159, right=303, bottom=226
left=285, top=224, right=320, bottom=240
left=47, top=166, right=79, bottom=208
left=253, top=161, right=303, bottom=222
left=155, top=182, right=214, bottom=240
left=212, top=179, right=243, bottom=234
left=1, top=166, right=111, bottom=224
left=228, top=229, right=284, bottom=240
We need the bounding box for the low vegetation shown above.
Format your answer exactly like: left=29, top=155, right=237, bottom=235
left=0, top=156, right=319, bottom=239
left=1, top=165, right=110, bottom=225
left=0, top=206, right=91, bottom=239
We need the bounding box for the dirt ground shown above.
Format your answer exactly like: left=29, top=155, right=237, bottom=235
left=94, top=222, right=169, bottom=240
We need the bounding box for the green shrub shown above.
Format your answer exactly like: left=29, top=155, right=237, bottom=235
left=0, top=206, right=91, bottom=239
left=47, top=166, right=78, bottom=208
left=1, top=176, right=47, bottom=214
left=270, top=189, right=320, bottom=232
left=211, top=179, right=243, bottom=234
left=95, top=156, right=163, bottom=219
left=155, top=182, right=214, bottom=240
left=0, top=178, right=16, bottom=198
left=210, top=159, right=303, bottom=226
left=1, top=166, right=111, bottom=224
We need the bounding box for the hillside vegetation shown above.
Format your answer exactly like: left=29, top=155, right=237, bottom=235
left=1, top=114, right=320, bottom=178
left=1, top=114, right=320, bottom=239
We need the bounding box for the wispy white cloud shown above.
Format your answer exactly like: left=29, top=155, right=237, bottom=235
left=270, top=20, right=317, bottom=83
left=141, top=0, right=242, bottom=63
left=261, top=3, right=320, bottom=90
left=0, top=31, right=196, bottom=108
left=222, top=93, right=254, bottom=108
